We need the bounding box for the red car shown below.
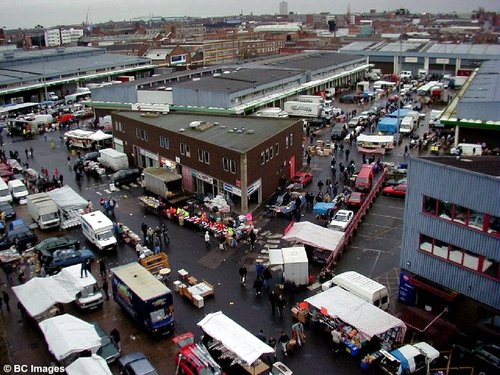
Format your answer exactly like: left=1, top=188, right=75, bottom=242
left=347, top=192, right=367, bottom=207
left=382, top=184, right=407, bottom=197
left=291, top=172, right=313, bottom=187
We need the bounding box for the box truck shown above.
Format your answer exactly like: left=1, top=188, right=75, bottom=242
left=379, top=342, right=440, bottom=375
left=143, top=167, right=183, bottom=199
left=80, top=211, right=117, bottom=252
left=284, top=101, right=323, bottom=118
left=321, top=271, right=390, bottom=310
left=111, top=262, right=175, bottom=335
left=26, top=193, right=60, bottom=230
left=97, top=148, right=129, bottom=171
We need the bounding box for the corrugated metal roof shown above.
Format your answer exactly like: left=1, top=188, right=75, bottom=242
left=420, top=156, right=500, bottom=177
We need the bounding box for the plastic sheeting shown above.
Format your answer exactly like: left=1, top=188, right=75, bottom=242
left=282, top=221, right=344, bottom=252
left=305, top=286, right=407, bottom=342
left=197, top=311, right=274, bottom=366
left=39, top=314, right=101, bottom=361
left=66, top=355, right=112, bottom=375
left=12, top=277, right=80, bottom=318
left=48, top=185, right=88, bottom=211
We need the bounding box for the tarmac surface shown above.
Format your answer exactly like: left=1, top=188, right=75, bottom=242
left=0, top=96, right=445, bottom=374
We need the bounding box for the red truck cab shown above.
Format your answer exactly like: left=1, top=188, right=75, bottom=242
left=174, top=333, right=224, bottom=375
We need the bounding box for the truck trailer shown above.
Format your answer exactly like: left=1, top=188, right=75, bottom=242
left=26, top=193, right=60, bottom=230
left=111, top=262, right=175, bottom=335
left=284, top=101, right=323, bottom=118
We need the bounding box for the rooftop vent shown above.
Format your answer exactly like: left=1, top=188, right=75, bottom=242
left=247, top=130, right=255, bottom=134
left=178, top=128, right=185, bottom=132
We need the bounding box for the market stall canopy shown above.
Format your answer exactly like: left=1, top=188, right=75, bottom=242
left=282, top=221, right=344, bottom=252
left=48, top=185, right=88, bottom=211
left=89, top=130, right=113, bottom=142
left=39, top=314, right=101, bottom=361
left=66, top=355, right=112, bottom=375
left=197, top=311, right=274, bottom=366
left=12, top=277, right=80, bottom=318
left=305, top=286, right=407, bottom=341
left=64, top=129, right=94, bottom=139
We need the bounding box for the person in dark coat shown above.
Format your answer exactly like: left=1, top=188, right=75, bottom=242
left=110, top=328, right=121, bottom=350
left=99, top=260, right=106, bottom=278
left=276, top=294, right=286, bottom=318
left=2, top=291, right=10, bottom=312
left=253, top=278, right=263, bottom=296
left=269, top=290, right=277, bottom=316
left=238, top=265, right=247, bottom=285
left=249, top=229, right=256, bottom=250
left=101, top=279, right=109, bottom=301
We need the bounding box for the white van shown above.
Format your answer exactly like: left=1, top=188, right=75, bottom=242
left=0, top=179, right=13, bottom=203
left=80, top=211, right=117, bottom=252
left=8, top=179, right=28, bottom=203
left=450, top=143, right=483, bottom=157
left=322, top=271, right=390, bottom=310
left=56, top=264, right=103, bottom=310
left=400, top=116, right=415, bottom=135
left=429, top=110, right=443, bottom=127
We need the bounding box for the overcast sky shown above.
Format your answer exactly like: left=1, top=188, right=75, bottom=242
left=0, top=0, right=498, bottom=29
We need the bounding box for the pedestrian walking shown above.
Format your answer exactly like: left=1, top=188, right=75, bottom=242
left=238, top=265, right=247, bottom=285
left=278, top=330, right=290, bottom=356
left=110, top=328, right=121, bottom=350
left=161, top=223, right=169, bottom=247
left=24, top=148, right=29, bottom=159
left=276, top=294, right=286, bottom=318
left=153, top=235, right=161, bottom=254
left=2, top=291, right=10, bottom=312
left=141, top=222, right=148, bottom=242
left=204, top=231, right=211, bottom=250
left=269, top=290, right=277, bottom=316
left=99, top=260, right=106, bottom=278
left=253, top=278, right=263, bottom=296
left=345, top=148, right=350, bottom=161
left=306, top=153, right=311, bottom=167
left=29, top=146, right=34, bottom=158
left=268, top=336, right=278, bottom=362
left=404, top=145, right=409, bottom=158
left=262, top=267, right=272, bottom=291
left=58, top=174, right=63, bottom=186
left=67, top=156, right=71, bottom=167
left=256, top=261, right=264, bottom=280
left=317, top=179, right=324, bottom=192
left=101, top=279, right=109, bottom=300
left=80, top=259, right=90, bottom=278
left=249, top=229, right=256, bottom=250
left=218, top=235, right=226, bottom=252
left=256, top=329, right=266, bottom=342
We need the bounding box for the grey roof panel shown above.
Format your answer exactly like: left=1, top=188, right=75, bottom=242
left=420, top=156, right=500, bottom=177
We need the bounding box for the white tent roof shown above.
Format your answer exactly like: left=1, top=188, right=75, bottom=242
left=197, top=311, right=274, bottom=366
left=66, top=355, right=112, bottom=375
left=12, top=277, right=80, bottom=318
left=357, top=134, right=394, bottom=143
left=282, top=221, right=344, bottom=252
left=64, top=129, right=94, bottom=139
left=48, top=185, right=88, bottom=211
left=39, top=314, right=101, bottom=361
left=305, top=286, right=407, bottom=341
left=89, top=130, right=112, bottom=141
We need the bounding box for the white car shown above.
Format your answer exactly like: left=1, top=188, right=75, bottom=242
left=348, top=116, right=361, bottom=128
left=329, top=209, right=354, bottom=232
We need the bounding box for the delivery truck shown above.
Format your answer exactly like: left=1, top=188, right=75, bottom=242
left=26, top=193, right=60, bottom=230
left=111, top=262, right=175, bottom=335
left=143, top=167, right=183, bottom=199
left=284, top=101, right=323, bottom=118
left=379, top=342, right=440, bottom=375
left=97, top=148, right=129, bottom=171
left=80, top=211, right=117, bottom=252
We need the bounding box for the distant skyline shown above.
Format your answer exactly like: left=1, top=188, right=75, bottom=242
left=0, top=0, right=498, bottom=29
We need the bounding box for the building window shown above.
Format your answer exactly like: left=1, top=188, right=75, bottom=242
left=289, top=134, right=294, bottom=146
left=260, top=152, right=265, bottom=165
left=265, top=149, right=270, bottom=162
left=135, top=128, right=148, bottom=141
left=274, top=143, right=279, bottom=156
left=285, top=136, right=289, bottom=149
left=198, top=149, right=210, bottom=164
left=269, top=146, right=274, bottom=159
left=115, top=121, right=124, bottom=132
left=223, top=157, right=230, bottom=171
left=418, top=234, right=500, bottom=280
left=180, top=143, right=190, bottom=157
left=159, top=136, right=170, bottom=149
left=229, top=160, right=236, bottom=174
left=422, top=196, right=500, bottom=237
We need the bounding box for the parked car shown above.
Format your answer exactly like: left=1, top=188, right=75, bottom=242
left=40, top=248, right=95, bottom=275
left=118, top=352, right=158, bottom=375
left=93, top=322, right=121, bottom=363
left=34, top=236, right=80, bottom=253
left=329, top=209, right=355, bottom=231
left=0, top=201, right=16, bottom=220
left=0, top=163, right=13, bottom=182
left=111, top=168, right=142, bottom=187
left=346, top=192, right=367, bottom=207
left=348, top=116, right=361, bottom=128
left=291, top=172, right=313, bottom=187
left=339, top=94, right=357, bottom=103
left=0, top=220, right=38, bottom=251
left=382, top=184, right=407, bottom=197
left=384, top=177, right=407, bottom=187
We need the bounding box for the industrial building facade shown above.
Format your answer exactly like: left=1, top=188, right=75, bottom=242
left=400, top=156, right=500, bottom=341
left=112, top=111, right=303, bottom=212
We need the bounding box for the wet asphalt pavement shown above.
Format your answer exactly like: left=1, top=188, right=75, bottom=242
left=0, top=96, right=445, bottom=374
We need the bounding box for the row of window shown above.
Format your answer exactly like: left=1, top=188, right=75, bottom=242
left=261, top=143, right=279, bottom=165
left=222, top=158, right=236, bottom=174
left=419, top=234, right=499, bottom=280
left=423, top=196, right=500, bottom=237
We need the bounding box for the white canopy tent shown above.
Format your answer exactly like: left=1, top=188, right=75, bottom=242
left=305, top=286, right=407, bottom=342
left=88, top=130, right=112, bottom=142
left=64, top=129, right=94, bottom=139
left=197, top=311, right=274, bottom=366
left=48, top=185, right=88, bottom=212
left=282, top=221, right=344, bottom=252
left=39, top=314, right=101, bottom=362
left=12, top=277, right=80, bottom=318
left=66, top=355, right=112, bottom=375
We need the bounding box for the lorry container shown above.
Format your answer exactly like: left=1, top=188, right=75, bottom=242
left=111, top=262, right=175, bottom=335
left=268, top=247, right=309, bottom=286
left=26, top=193, right=60, bottom=229
left=143, top=167, right=183, bottom=199
left=321, top=271, right=390, bottom=310
left=290, top=95, right=325, bottom=105
left=379, top=342, right=440, bottom=375
left=377, top=117, right=400, bottom=135
left=283, top=101, right=323, bottom=118
left=97, top=148, right=129, bottom=171
left=80, top=211, right=117, bottom=252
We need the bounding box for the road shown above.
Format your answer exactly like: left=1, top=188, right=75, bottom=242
left=0, top=97, right=443, bottom=374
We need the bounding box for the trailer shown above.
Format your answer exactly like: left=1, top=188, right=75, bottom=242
left=97, top=148, right=129, bottom=171
left=284, top=101, right=322, bottom=118
left=47, top=186, right=89, bottom=229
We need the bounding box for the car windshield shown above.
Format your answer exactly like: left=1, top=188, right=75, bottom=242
left=150, top=308, right=167, bottom=323
left=0, top=190, right=9, bottom=197
left=41, top=212, right=58, bottom=221
left=13, top=186, right=26, bottom=193
left=334, top=213, right=349, bottom=222
left=97, top=230, right=114, bottom=241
